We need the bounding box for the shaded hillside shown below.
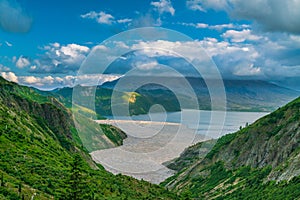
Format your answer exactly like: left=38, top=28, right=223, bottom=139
left=162, top=96, right=300, bottom=199
left=0, top=77, right=180, bottom=199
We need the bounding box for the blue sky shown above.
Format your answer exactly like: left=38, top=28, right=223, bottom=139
left=0, top=0, right=300, bottom=90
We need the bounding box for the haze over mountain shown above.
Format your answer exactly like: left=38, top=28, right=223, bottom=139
left=101, top=76, right=299, bottom=112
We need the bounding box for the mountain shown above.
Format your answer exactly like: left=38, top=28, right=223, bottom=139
left=162, top=96, right=300, bottom=199
left=102, top=76, right=299, bottom=112
left=0, top=77, right=180, bottom=199
left=50, top=85, right=180, bottom=117
left=45, top=77, right=298, bottom=119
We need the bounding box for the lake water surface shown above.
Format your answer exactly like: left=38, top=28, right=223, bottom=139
left=107, top=110, right=268, bottom=138
left=93, top=110, right=268, bottom=183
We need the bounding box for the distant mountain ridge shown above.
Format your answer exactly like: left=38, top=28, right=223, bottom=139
left=101, top=76, right=299, bottom=112
left=44, top=77, right=299, bottom=119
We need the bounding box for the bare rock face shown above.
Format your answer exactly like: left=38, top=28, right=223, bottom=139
left=215, top=99, right=300, bottom=181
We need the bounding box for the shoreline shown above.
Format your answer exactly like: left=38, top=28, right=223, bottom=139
left=91, top=119, right=207, bottom=184
left=95, top=119, right=181, bottom=126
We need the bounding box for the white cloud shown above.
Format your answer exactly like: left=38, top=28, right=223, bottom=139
left=131, top=13, right=162, bottom=27
left=134, top=60, right=160, bottom=71
left=0, top=64, right=10, bottom=72
left=0, top=0, right=32, bottom=33
left=222, top=29, right=262, bottom=43
left=81, top=11, right=133, bottom=25
left=187, top=0, right=300, bottom=34
left=81, top=11, right=115, bottom=25
left=196, top=23, right=209, bottom=28
left=186, top=0, right=229, bottom=12
left=16, top=56, right=30, bottom=68
left=178, top=22, right=250, bottom=31
left=119, top=38, right=267, bottom=78
left=5, top=41, right=12, bottom=47
left=97, top=12, right=114, bottom=24
left=117, top=18, right=132, bottom=24
left=30, top=43, right=90, bottom=74
left=233, top=64, right=262, bottom=76
left=151, top=0, right=175, bottom=16
left=21, top=76, right=39, bottom=84
left=1, top=72, right=18, bottom=83
left=18, top=74, right=121, bottom=89
left=60, top=43, right=89, bottom=57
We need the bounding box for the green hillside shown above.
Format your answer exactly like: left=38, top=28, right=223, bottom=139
left=0, top=77, right=179, bottom=199
left=48, top=85, right=180, bottom=117
left=162, top=96, right=300, bottom=199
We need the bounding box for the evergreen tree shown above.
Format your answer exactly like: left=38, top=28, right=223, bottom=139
left=65, top=153, right=90, bottom=200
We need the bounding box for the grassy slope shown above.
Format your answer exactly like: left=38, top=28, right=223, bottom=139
left=162, top=96, right=300, bottom=199
left=0, top=77, right=179, bottom=199
left=50, top=85, right=180, bottom=117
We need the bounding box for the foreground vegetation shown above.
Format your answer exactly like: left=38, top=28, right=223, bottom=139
left=0, top=77, right=180, bottom=199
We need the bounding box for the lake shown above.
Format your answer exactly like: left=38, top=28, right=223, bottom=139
left=93, top=110, right=268, bottom=183
left=107, top=109, right=268, bottom=138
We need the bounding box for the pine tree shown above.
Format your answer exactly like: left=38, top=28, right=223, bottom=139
left=65, top=153, right=91, bottom=200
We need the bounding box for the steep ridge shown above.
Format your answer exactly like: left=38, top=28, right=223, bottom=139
left=162, top=96, right=300, bottom=199
left=0, top=77, right=179, bottom=199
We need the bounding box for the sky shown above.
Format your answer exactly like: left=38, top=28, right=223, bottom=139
left=0, top=0, right=300, bottom=90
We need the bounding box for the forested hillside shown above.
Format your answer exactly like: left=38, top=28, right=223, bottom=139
left=163, top=96, right=300, bottom=199
left=0, top=77, right=179, bottom=199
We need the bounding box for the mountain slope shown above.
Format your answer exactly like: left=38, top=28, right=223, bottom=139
left=102, top=77, right=299, bottom=112
left=48, top=77, right=298, bottom=119
left=162, top=96, right=300, bottom=199
left=49, top=86, right=176, bottom=117
left=0, top=77, right=179, bottom=199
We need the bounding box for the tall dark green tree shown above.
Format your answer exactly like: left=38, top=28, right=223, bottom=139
left=65, top=153, right=90, bottom=200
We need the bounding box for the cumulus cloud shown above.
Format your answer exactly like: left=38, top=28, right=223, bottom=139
left=18, top=74, right=121, bottom=89
left=81, top=11, right=132, bottom=25
left=30, top=43, right=90, bottom=74
left=187, top=0, right=229, bottom=12
left=130, top=13, right=162, bottom=28
left=222, top=29, right=262, bottom=43
left=186, top=0, right=300, bottom=34
left=233, top=64, right=262, bottom=76
left=1, top=71, right=18, bottom=82
left=133, top=60, right=160, bottom=71
left=0, top=64, right=10, bottom=72
left=1, top=70, right=121, bottom=89
left=130, top=0, right=175, bottom=28
left=16, top=56, right=30, bottom=68
left=0, top=0, right=32, bottom=33
left=81, top=11, right=114, bottom=25
left=98, top=33, right=300, bottom=79
left=151, top=0, right=175, bottom=16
